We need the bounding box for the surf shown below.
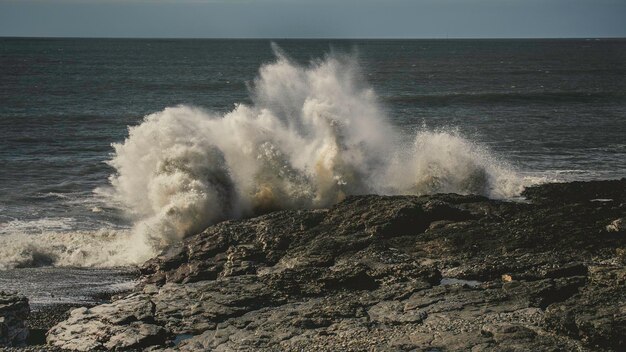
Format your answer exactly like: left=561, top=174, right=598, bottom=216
left=0, top=47, right=533, bottom=269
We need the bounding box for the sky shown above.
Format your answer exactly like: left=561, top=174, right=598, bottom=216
left=0, top=0, right=625, bottom=39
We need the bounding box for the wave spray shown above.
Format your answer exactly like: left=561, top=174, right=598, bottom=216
left=0, top=48, right=528, bottom=269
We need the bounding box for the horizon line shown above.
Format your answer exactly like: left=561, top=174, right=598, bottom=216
left=1, top=35, right=625, bottom=40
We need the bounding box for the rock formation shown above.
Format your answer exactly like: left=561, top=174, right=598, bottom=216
left=46, top=179, right=626, bottom=351
left=0, top=292, right=29, bottom=347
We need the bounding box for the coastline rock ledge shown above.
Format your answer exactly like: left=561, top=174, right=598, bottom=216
left=47, top=179, right=625, bottom=351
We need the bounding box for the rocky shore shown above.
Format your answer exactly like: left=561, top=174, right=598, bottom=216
left=4, top=179, right=626, bottom=351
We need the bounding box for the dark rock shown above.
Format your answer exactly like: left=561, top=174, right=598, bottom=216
left=545, top=285, right=626, bottom=350
left=46, top=179, right=626, bottom=351
left=46, top=294, right=166, bottom=351
left=0, top=292, right=29, bottom=347
left=522, top=178, right=626, bottom=204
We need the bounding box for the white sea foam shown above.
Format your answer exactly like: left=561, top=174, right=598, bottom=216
left=0, top=229, right=138, bottom=270
left=0, top=217, right=76, bottom=235
left=0, top=48, right=537, bottom=269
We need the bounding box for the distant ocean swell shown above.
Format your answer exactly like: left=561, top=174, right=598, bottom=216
left=0, top=47, right=540, bottom=270
left=385, top=91, right=626, bottom=106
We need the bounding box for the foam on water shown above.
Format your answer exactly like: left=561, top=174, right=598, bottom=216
left=0, top=48, right=537, bottom=269
left=0, top=228, right=138, bottom=270
left=0, top=217, right=77, bottom=235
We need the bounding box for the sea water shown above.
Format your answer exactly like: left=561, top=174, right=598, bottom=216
left=0, top=39, right=624, bottom=294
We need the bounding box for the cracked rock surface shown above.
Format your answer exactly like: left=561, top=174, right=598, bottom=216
left=46, top=179, right=626, bottom=351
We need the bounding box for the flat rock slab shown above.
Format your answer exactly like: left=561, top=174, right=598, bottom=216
left=46, top=294, right=165, bottom=351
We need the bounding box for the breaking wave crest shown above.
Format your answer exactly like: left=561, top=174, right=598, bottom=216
left=0, top=48, right=535, bottom=269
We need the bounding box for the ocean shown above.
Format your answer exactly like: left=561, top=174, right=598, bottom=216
left=1, top=38, right=625, bottom=303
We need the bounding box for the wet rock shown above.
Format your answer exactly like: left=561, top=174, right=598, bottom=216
left=0, top=292, right=29, bottom=347
left=46, top=179, right=626, bottom=351
left=521, top=178, right=626, bottom=204
left=545, top=285, right=626, bottom=350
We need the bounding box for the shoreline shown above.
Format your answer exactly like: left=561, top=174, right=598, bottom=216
left=0, top=267, right=140, bottom=310
left=2, top=178, right=625, bottom=351
left=0, top=269, right=138, bottom=351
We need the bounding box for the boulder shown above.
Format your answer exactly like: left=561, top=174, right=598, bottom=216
left=0, top=291, right=29, bottom=347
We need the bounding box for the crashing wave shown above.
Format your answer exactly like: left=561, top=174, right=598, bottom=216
left=0, top=48, right=533, bottom=269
